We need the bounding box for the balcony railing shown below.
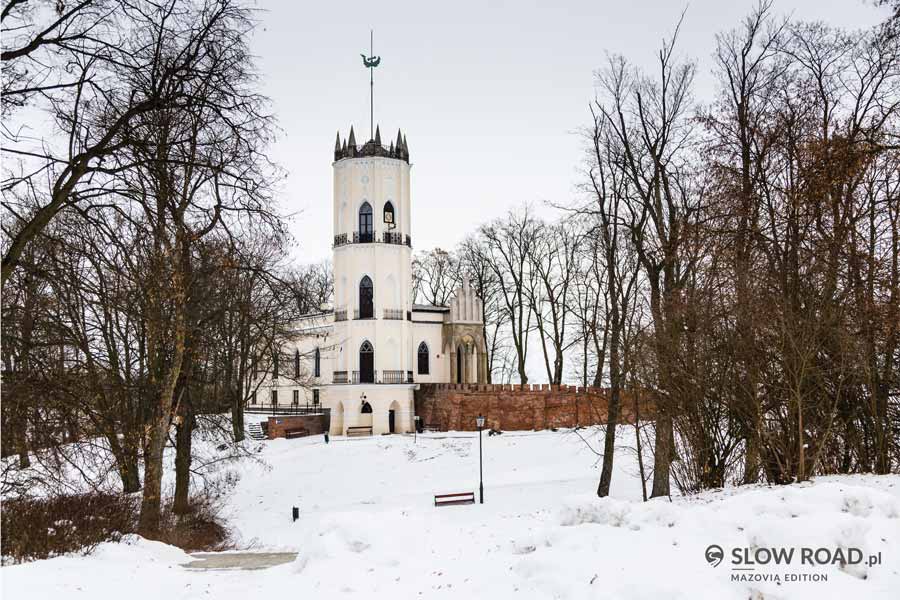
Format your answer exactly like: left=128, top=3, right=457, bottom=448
left=383, top=308, right=404, bottom=320
left=353, top=308, right=374, bottom=320
left=383, top=370, right=414, bottom=384
left=331, top=231, right=412, bottom=248
left=330, top=369, right=413, bottom=384
left=383, top=231, right=403, bottom=245
left=352, top=370, right=376, bottom=384
left=334, top=309, right=348, bottom=322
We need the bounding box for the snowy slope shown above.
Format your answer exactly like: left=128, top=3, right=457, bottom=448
left=3, top=426, right=899, bottom=600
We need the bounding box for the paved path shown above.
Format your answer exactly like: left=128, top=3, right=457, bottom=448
left=183, top=552, right=298, bottom=570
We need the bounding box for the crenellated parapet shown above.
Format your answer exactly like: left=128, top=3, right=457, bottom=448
left=334, top=125, right=409, bottom=163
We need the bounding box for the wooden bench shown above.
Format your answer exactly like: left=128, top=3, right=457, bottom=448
left=434, top=492, right=475, bottom=507
left=284, top=428, right=307, bottom=439
left=346, top=426, right=373, bottom=437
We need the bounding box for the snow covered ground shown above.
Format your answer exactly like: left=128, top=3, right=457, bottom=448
left=3, top=421, right=899, bottom=599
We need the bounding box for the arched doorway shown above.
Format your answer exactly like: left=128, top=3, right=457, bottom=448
left=388, top=400, right=401, bottom=434
left=358, top=202, right=373, bottom=242
left=359, top=340, right=374, bottom=383
left=359, top=399, right=373, bottom=428
left=359, top=276, right=374, bottom=319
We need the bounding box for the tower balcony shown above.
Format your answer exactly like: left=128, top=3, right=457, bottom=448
left=333, top=231, right=412, bottom=248
left=331, top=370, right=414, bottom=384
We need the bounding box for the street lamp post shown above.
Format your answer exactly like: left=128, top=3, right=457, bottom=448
left=476, top=414, right=485, bottom=504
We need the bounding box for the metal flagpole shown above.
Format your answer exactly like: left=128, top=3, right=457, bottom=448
left=361, top=31, right=381, bottom=142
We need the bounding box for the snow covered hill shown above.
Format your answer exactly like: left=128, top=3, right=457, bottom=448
left=3, top=425, right=899, bottom=599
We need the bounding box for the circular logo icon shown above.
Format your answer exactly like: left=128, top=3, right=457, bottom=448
left=705, top=544, right=724, bottom=567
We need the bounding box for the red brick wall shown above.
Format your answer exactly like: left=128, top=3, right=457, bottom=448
left=414, top=383, right=649, bottom=431
left=266, top=414, right=328, bottom=439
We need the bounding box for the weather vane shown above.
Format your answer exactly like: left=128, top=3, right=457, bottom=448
left=361, top=30, right=381, bottom=142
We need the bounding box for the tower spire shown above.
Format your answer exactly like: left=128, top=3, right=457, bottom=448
left=361, top=30, right=381, bottom=141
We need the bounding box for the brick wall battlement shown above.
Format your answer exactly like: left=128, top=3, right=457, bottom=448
left=414, top=383, right=651, bottom=432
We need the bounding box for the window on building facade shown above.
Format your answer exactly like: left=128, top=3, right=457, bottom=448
left=273, top=352, right=279, bottom=378
left=271, top=389, right=278, bottom=405
left=418, top=341, right=429, bottom=375
left=359, top=202, right=373, bottom=241
left=294, top=349, right=300, bottom=378
left=359, top=276, right=374, bottom=319
left=314, top=347, right=321, bottom=377
left=383, top=201, right=395, bottom=226
left=313, top=389, right=320, bottom=405
left=359, top=340, right=374, bottom=383
left=361, top=401, right=372, bottom=414
left=292, top=389, right=299, bottom=405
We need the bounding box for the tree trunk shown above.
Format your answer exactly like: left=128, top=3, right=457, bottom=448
left=173, top=400, right=194, bottom=515
left=650, top=413, right=673, bottom=498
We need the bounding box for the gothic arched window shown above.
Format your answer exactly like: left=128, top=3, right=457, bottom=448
left=361, top=401, right=373, bottom=414
left=359, top=340, right=374, bottom=383
left=383, top=201, right=395, bottom=227
left=359, top=202, right=373, bottom=242
left=313, top=347, right=320, bottom=378
left=417, top=341, right=430, bottom=375
left=359, top=275, right=374, bottom=319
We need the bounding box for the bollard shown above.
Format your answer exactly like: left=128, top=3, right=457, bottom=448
left=292, top=506, right=299, bottom=522
left=324, top=432, right=330, bottom=444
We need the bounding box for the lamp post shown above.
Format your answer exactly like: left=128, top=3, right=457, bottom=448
left=476, top=414, right=485, bottom=504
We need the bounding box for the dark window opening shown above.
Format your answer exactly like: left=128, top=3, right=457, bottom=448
left=383, top=201, right=395, bottom=227
left=361, top=401, right=373, bottom=414
left=359, top=276, right=374, bottom=319
left=359, top=340, right=374, bottom=384
left=273, top=352, right=279, bottom=378
left=313, top=389, right=320, bottom=405
left=292, top=390, right=299, bottom=405
left=314, top=347, right=321, bottom=377
left=359, top=202, right=373, bottom=242
left=417, top=341, right=430, bottom=375
left=271, top=389, right=278, bottom=405
left=294, top=350, right=300, bottom=379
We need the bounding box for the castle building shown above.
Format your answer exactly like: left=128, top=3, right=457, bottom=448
left=253, top=125, right=488, bottom=435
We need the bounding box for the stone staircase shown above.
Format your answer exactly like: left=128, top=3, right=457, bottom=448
left=246, top=422, right=266, bottom=441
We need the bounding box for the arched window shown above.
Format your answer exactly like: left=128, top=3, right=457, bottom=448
left=359, top=202, right=373, bottom=241
left=314, top=347, right=321, bottom=377
left=359, top=340, right=374, bottom=383
left=383, top=201, right=395, bottom=227
left=359, top=276, right=374, bottom=319
left=361, top=401, right=373, bottom=414
left=417, top=341, right=430, bottom=375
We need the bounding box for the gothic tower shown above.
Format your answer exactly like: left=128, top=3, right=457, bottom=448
left=329, top=126, right=415, bottom=433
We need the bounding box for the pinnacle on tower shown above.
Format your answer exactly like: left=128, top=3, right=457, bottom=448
left=334, top=131, right=342, bottom=161
left=402, top=134, right=409, bottom=160
left=396, top=129, right=403, bottom=152
left=347, top=126, right=357, bottom=157
left=374, top=125, right=381, bottom=145
left=389, top=141, right=394, bottom=157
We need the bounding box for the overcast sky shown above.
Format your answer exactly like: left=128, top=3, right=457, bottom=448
left=252, top=0, right=888, bottom=266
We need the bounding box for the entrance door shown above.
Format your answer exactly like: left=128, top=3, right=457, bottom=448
left=456, top=346, right=463, bottom=383
left=360, top=341, right=374, bottom=383
left=388, top=409, right=395, bottom=434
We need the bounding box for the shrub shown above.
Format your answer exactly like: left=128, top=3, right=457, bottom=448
left=1, top=493, right=137, bottom=564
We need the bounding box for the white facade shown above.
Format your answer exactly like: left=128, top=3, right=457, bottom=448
left=252, top=127, right=487, bottom=435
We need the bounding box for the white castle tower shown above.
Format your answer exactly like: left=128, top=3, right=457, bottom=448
left=329, top=126, right=416, bottom=434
